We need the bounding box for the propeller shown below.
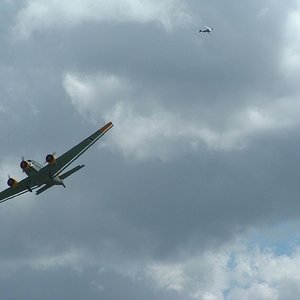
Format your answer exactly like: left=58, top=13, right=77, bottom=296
left=7, top=174, right=14, bottom=187
left=20, top=156, right=27, bottom=172
left=44, top=152, right=57, bottom=164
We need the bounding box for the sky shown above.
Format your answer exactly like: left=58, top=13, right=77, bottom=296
left=1, top=0, right=300, bottom=299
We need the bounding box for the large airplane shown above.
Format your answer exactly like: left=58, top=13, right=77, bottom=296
left=0, top=121, right=113, bottom=204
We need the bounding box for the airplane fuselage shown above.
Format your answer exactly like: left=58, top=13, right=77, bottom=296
left=24, top=160, right=65, bottom=190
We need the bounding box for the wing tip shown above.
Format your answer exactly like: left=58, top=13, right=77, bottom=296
left=100, top=121, right=114, bottom=133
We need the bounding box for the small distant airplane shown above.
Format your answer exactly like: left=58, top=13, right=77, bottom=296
left=0, top=121, right=113, bottom=204
left=199, top=26, right=213, bottom=33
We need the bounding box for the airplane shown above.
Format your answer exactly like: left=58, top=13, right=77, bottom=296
left=199, top=26, right=213, bottom=33
left=0, top=121, right=113, bottom=204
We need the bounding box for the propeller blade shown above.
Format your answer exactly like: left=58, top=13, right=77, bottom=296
left=21, top=156, right=26, bottom=172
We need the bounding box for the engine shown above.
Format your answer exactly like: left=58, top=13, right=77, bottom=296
left=20, top=160, right=30, bottom=171
left=46, top=154, right=56, bottom=165
left=7, top=177, right=19, bottom=188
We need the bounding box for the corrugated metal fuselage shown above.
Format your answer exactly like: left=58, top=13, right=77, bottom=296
left=24, top=160, right=65, bottom=188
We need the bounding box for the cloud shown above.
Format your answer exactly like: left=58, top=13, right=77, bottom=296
left=0, top=247, right=84, bottom=277
left=146, top=263, right=189, bottom=291
left=2, top=232, right=300, bottom=300
left=228, top=283, right=278, bottom=300
left=281, top=1, right=300, bottom=74
left=3, top=0, right=13, bottom=5
left=29, top=248, right=85, bottom=271
left=2, top=1, right=300, bottom=299
left=141, top=240, right=300, bottom=300
left=13, top=0, right=194, bottom=39
left=63, top=71, right=132, bottom=122
left=63, top=71, right=300, bottom=160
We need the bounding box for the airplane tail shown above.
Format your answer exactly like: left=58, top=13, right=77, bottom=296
left=36, top=184, right=53, bottom=195
left=60, top=165, right=85, bottom=180
left=35, top=165, right=84, bottom=195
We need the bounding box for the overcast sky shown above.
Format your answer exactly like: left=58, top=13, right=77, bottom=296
left=1, top=0, right=300, bottom=299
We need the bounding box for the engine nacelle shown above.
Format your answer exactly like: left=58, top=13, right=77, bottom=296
left=20, top=160, right=30, bottom=171
left=46, top=154, right=56, bottom=165
left=7, top=177, right=19, bottom=188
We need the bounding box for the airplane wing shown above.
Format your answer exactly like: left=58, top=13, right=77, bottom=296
left=41, top=121, right=113, bottom=178
left=0, top=177, right=37, bottom=204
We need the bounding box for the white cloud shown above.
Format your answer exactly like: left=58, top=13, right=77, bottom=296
left=146, top=251, right=229, bottom=299
left=0, top=248, right=86, bottom=279
left=142, top=242, right=300, bottom=300
left=63, top=71, right=300, bottom=160
left=228, top=283, right=278, bottom=300
left=146, top=263, right=190, bottom=291
left=63, top=72, right=131, bottom=121
left=29, top=248, right=85, bottom=272
left=13, top=0, right=194, bottom=39
left=281, top=1, right=300, bottom=81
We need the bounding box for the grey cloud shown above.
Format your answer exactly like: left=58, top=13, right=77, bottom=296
left=1, top=1, right=300, bottom=299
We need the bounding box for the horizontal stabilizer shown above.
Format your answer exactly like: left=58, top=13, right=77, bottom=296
left=36, top=184, right=53, bottom=195
left=60, top=165, right=85, bottom=180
